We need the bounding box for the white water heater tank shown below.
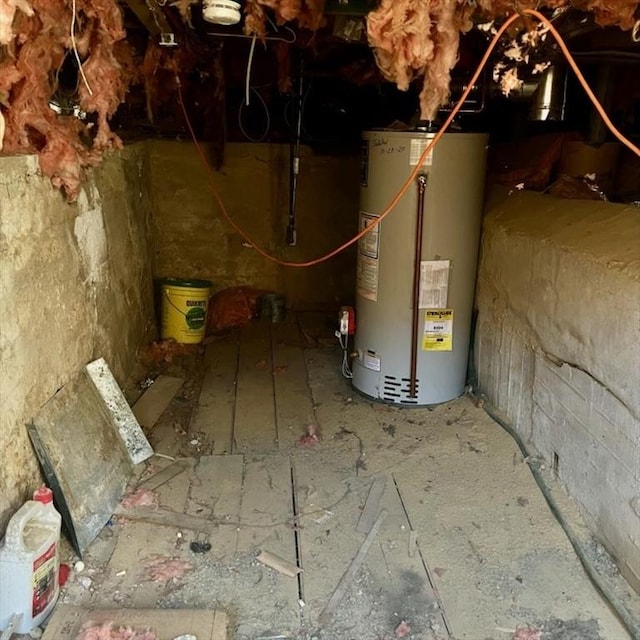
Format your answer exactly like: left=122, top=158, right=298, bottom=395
left=352, top=130, right=488, bottom=406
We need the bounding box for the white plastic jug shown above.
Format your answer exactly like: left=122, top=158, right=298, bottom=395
left=0, top=486, right=62, bottom=633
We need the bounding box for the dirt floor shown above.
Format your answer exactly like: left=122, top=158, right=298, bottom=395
left=51, top=312, right=638, bottom=640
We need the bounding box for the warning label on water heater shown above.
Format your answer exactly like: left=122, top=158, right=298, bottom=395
left=422, top=309, right=453, bottom=351
left=357, top=212, right=380, bottom=301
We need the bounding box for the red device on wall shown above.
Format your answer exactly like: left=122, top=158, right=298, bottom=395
left=339, top=306, right=356, bottom=336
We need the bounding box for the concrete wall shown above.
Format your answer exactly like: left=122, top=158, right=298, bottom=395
left=0, top=146, right=155, bottom=529
left=149, top=141, right=359, bottom=309
left=475, top=187, right=640, bottom=589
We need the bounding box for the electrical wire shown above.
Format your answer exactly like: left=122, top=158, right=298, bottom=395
left=70, top=0, right=93, bottom=96
left=238, top=88, right=271, bottom=142
left=207, top=26, right=297, bottom=44
left=338, top=333, right=353, bottom=379
left=245, top=33, right=257, bottom=106
left=177, top=8, right=640, bottom=270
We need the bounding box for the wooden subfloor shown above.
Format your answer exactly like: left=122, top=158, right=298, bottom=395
left=58, top=314, right=634, bottom=640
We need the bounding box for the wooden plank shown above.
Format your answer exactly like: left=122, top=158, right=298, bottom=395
left=85, top=357, right=153, bottom=464
left=96, top=521, right=193, bottom=608
left=42, top=606, right=226, bottom=640
left=190, top=334, right=240, bottom=454
left=271, top=318, right=316, bottom=449
left=185, top=455, right=244, bottom=559
left=356, top=474, right=387, bottom=534
left=292, top=458, right=367, bottom=625
left=137, top=458, right=190, bottom=491
left=212, top=610, right=230, bottom=640
left=364, top=477, right=448, bottom=636
left=319, top=509, right=387, bottom=626
left=132, top=375, right=184, bottom=428
left=236, top=454, right=301, bottom=633
left=233, top=322, right=278, bottom=453
left=114, top=505, right=221, bottom=534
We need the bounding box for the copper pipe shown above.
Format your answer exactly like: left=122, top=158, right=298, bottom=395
left=409, top=173, right=428, bottom=398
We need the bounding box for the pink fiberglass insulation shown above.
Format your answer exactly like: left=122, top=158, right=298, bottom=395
left=144, top=555, right=194, bottom=582
left=512, top=627, right=543, bottom=640
left=243, top=0, right=325, bottom=36
left=367, top=0, right=640, bottom=121
left=119, top=489, right=159, bottom=509
left=0, top=0, right=33, bottom=46
left=0, top=0, right=127, bottom=200
left=76, top=623, right=158, bottom=640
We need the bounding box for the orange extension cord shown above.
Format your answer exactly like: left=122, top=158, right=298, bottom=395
left=176, top=9, right=640, bottom=269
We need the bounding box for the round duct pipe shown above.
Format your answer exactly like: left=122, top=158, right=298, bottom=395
left=529, top=65, right=568, bottom=121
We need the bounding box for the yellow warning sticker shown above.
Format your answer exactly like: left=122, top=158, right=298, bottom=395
left=422, top=309, right=453, bottom=351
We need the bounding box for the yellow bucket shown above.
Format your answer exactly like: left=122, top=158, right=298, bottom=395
left=161, top=278, right=212, bottom=344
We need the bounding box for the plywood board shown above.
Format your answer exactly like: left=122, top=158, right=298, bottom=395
left=236, top=456, right=300, bottom=629
left=132, top=375, right=184, bottom=428
left=86, top=357, right=153, bottom=464
left=185, top=455, right=243, bottom=559
left=190, top=335, right=240, bottom=454
left=233, top=322, right=278, bottom=453
left=271, top=319, right=316, bottom=449
left=29, top=370, right=132, bottom=555
left=42, top=606, right=228, bottom=640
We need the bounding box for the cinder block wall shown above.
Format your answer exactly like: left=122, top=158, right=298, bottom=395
left=475, top=187, right=640, bottom=590
left=0, top=146, right=156, bottom=529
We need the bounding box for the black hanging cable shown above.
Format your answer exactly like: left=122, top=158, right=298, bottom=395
left=287, top=54, right=303, bottom=246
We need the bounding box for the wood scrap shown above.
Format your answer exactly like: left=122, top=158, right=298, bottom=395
left=319, top=509, right=387, bottom=626
left=132, top=375, right=184, bottom=428
left=137, top=459, right=191, bottom=491
left=356, top=474, right=387, bottom=534
left=256, top=550, right=302, bottom=578
left=114, top=504, right=222, bottom=533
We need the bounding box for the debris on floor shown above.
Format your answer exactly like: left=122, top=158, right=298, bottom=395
left=513, top=628, right=542, bottom=640
left=256, top=550, right=302, bottom=578
left=143, top=555, right=194, bottom=583
left=120, top=489, right=159, bottom=510
left=142, top=340, right=199, bottom=364
left=42, top=607, right=227, bottom=640
left=75, top=623, right=158, bottom=640
left=45, top=316, right=633, bottom=640
left=395, top=620, right=412, bottom=638
left=297, top=424, right=321, bottom=447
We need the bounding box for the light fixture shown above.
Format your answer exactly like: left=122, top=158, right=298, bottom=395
left=202, top=0, right=242, bottom=25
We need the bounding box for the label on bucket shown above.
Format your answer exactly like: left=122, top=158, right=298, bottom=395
left=185, top=304, right=206, bottom=329
left=32, top=542, right=57, bottom=617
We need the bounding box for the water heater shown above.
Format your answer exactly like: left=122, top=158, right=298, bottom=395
left=352, top=130, right=488, bottom=405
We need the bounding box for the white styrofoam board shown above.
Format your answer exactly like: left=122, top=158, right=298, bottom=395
left=85, top=358, right=153, bottom=464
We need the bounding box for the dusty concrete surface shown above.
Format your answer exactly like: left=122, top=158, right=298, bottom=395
left=0, top=146, right=156, bottom=530
left=148, top=141, right=359, bottom=309
left=56, top=315, right=636, bottom=640
left=475, top=186, right=640, bottom=590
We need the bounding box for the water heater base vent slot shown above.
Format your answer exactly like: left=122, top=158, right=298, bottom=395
left=382, top=375, right=420, bottom=404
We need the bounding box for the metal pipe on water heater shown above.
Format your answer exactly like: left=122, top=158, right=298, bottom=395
left=409, top=173, right=427, bottom=398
